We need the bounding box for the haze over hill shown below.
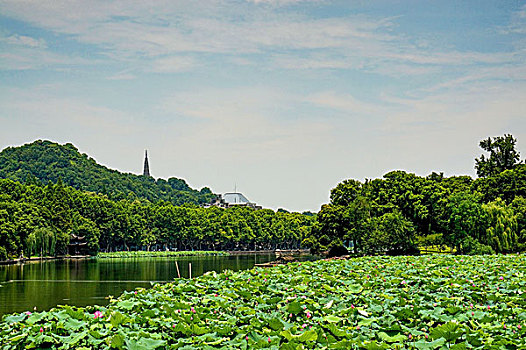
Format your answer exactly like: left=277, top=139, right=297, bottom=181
left=0, top=140, right=215, bottom=206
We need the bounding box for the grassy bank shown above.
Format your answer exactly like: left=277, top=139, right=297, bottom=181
left=96, top=251, right=229, bottom=259
left=1, top=255, right=525, bottom=349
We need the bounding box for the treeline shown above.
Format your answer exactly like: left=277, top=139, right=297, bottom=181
left=0, top=140, right=214, bottom=206
left=0, top=179, right=315, bottom=260
left=305, top=135, right=526, bottom=255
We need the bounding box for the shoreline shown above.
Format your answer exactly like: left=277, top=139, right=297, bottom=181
left=0, top=255, right=91, bottom=265
left=0, top=249, right=310, bottom=265
left=225, top=248, right=309, bottom=255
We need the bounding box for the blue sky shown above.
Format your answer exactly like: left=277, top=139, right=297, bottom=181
left=1, top=0, right=525, bottom=212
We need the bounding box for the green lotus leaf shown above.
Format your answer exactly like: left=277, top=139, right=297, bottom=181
left=411, top=338, right=446, bottom=349
left=3, top=314, right=26, bottom=324
left=359, top=341, right=389, bottom=350
left=429, top=322, right=462, bottom=342
left=287, top=302, right=303, bottom=314
left=268, top=318, right=284, bottom=331
left=107, top=333, right=125, bottom=349
left=377, top=331, right=405, bottom=343
left=116, top=300, right=136, bottom=310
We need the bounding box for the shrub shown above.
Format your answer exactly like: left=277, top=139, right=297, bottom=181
left=461, top=236, right=495, bottom=255
left=0, top=246, right=7, bottom=261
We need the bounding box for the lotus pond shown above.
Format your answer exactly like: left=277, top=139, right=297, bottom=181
left=0, top=253, right=278, bottom=317
left=1, top=255, right=525, bottom=349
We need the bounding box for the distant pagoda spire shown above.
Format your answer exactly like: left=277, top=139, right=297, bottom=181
left=143, top=150, right=151, bottom=177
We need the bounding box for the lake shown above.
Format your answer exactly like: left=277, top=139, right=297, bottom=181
left=0, top=253, right=279, bottom=317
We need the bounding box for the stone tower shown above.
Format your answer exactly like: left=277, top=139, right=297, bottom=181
left=143, top=150, right=151, bottom=177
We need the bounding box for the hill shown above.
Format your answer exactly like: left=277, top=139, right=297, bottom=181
left=0, top=140, right=214, bottom=205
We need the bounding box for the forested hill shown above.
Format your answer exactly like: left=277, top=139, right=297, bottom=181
left=0, top=140, right=215, bottom=205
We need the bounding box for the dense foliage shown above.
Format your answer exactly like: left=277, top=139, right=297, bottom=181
left=96, top=251, right=229, bottom=258
left=0, top=140, right=214, bottom=206
left=475, top=134, right=523, bottom=178
left=1, top=255, right=525, bottom=349
left=307, top=135, right=526, bottom=255
left=0, top=179, right=315, bottom=260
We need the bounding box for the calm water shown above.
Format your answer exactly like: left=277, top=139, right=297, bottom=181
left=0, top=254, right=278, bottom=316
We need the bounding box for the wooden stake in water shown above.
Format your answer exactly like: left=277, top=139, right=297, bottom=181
left=189, top=263, right=192, bottom=279
left=175, top=261, right=181, bottom=278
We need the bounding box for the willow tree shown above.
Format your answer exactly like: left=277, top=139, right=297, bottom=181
left=483, top=199, right=518, bottom=253
left=26, top=227, right=56, bottom=257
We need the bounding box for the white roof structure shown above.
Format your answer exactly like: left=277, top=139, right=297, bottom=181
left=203, top=192, right=262, bottom=209
left=222, top=192, right=252, bottom=205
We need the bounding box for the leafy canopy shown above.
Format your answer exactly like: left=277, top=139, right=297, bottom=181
left=475, top=134, right=523, bottom=178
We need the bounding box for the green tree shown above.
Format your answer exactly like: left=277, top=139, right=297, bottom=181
left=362, top=211, right=416, bottom=255
left=445, top=192, right=487, bottom=253
left=510, top=196, right=526, bottom=250
left=475, top=134, right=523, bottom=178
left=26, top=227, right=56, bottom=257
left=482, top=199, right=518, bottom=253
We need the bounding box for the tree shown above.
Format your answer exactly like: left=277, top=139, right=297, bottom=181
left=510, top=196, right=526, bottom=250
left=483, top=199, right=518, bottom=253
left=445, top=192, right=487, bottom=253
left=475, top=134, right=522, bottom=178
left=26, top=227, right=56, bottom=257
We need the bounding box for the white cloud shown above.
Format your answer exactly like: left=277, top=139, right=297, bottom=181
left=247, top=0, right=319, bottom=5
left=1, top=34, right=46, bottom=48
left=157, top=87, right=333, bottom=159
left=501, top=4, right=526, bottom=35
left=306, top=91, right=383, bottom=115
left=1, top=1, right=526, bottom=211
left=106, top=73, right=136, bottom=80
left=1, top=0, right=522, bottom=78
left=0, top=48, right=95, bottom=71
left=150, top=56, right=198, bottom=73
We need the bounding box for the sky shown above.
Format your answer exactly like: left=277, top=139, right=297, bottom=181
left=1, top=0, right=525, bottom=212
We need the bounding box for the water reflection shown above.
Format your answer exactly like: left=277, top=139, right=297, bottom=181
left=0, top=254, right=277, bottom=316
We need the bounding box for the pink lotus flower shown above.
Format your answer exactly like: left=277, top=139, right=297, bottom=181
left=268, top=337, right=271, bottom=343
left=518, top=324, right=522, bottom=330
left=499, top=276, right=504, bottom=280
left=246, top=336, right=249, bottom=341
left=93, top=311, right=103, bottom=319
left=191, top=307, right=196, bottom=313
left=214, top=294, right=218, bottom=297
left=408, top=334, right=412, bottom=339
left=39, top=327, right=43, bottom=333
left=25, top=311, right=31, bottom=315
